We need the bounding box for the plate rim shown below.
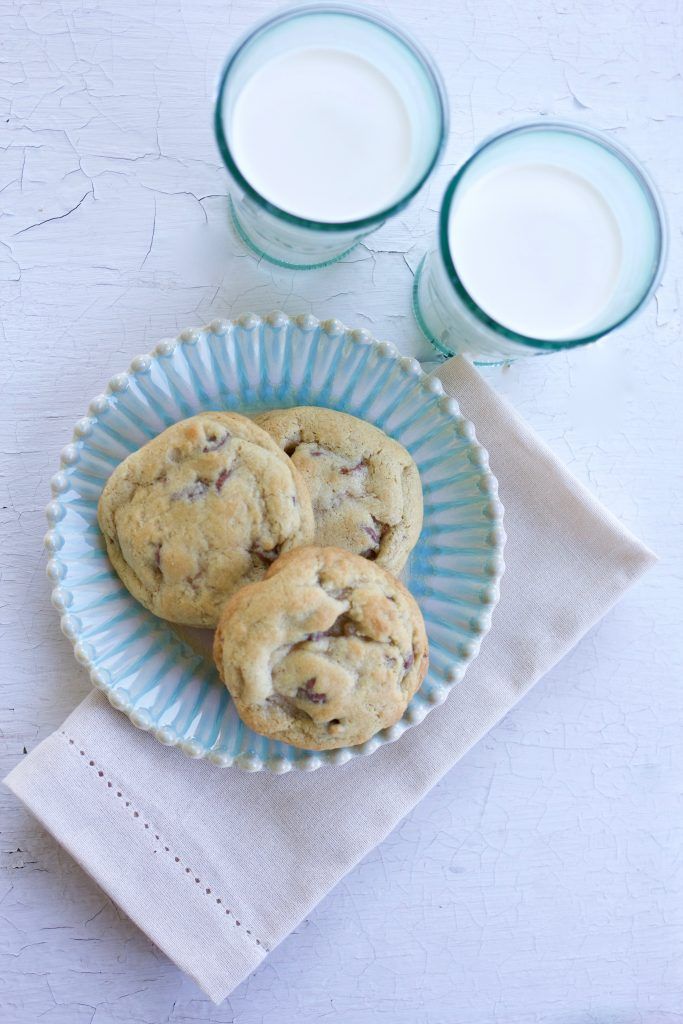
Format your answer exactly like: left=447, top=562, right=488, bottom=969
left=45, top=311, right=506, bottom=772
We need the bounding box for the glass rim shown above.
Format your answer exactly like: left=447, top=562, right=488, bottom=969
left=213, top=2, right=449, bottom=233
left=437, top=120, right=668, bottom=351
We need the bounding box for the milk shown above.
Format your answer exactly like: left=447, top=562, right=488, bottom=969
left=229, top=47, right=413, bottom=223
left=449, top=163, right=623, bottom=340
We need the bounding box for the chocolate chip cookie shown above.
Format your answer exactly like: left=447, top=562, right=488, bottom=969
left=255, top=407, right=423, bottom=574
left=98, top=412, right=314, bottom=627
left=213, top=546, right=429, bottom=750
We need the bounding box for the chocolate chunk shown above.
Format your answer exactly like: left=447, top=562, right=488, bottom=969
left=362, top=524, right=380, bottom=545
left=296, top=678, right=327, bottom=704
left=171, top=479, right=210, bottom=501
left=203, top=431, right=229, bottom=452
left=295, top=617, right=358, bottom=648
left=215, top=467, right=232, bottom=492
left=340, top=460, right=366, bottom=475
left=360, top=518, right=388, bottom=560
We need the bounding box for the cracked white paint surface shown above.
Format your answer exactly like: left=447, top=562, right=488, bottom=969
left=1, top=0, right=682, bottom=1021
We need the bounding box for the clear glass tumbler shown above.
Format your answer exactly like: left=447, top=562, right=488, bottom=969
left=214, top=4, right=447, bottom=269
left=413, top=122, right=667, bottom=363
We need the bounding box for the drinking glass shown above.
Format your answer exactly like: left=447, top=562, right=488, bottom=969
left=214, top=4, right=447, bottom=269
left=413, top=122, right=667, bottom=363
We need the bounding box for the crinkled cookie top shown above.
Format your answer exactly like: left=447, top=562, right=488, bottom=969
left=214, top=546, right=429, bottom=750
left=255, top=407, right=423, bottom=574
left=98, top=412, right=314, bottom=627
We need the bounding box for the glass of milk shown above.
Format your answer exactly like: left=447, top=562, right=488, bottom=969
left=413, top=122, right=666, bottom=363
left=214, top=4, right=447, bottom=268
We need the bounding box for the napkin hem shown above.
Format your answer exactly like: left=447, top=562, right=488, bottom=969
left=57, top=729, right=270, bottom=953
left=5, top=727, right=268, bottom=1002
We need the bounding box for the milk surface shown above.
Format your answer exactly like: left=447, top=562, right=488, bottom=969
left=449, top=163, right=623, bottom=340
left=230, top=47, right=413, bottom=223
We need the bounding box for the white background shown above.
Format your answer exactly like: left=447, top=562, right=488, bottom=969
left=1, top=0, right=682, bottom=1021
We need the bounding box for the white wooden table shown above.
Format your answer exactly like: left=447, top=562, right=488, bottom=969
left=1, top=1, right=681, bottom=1021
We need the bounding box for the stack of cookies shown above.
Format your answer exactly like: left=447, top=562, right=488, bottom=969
left=98, top=407, right=428, bottom=750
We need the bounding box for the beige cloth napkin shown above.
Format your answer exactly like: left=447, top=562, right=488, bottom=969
left=5, top=356, right=656, bottom=1003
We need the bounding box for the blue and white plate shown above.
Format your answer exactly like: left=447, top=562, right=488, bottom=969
left=46, top=312, right=505, bottom=772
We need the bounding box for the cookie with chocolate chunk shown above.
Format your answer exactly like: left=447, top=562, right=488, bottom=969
left=213, top=546, right=429, bottom=750
left=97, top=412, right=314, bottom=627
left=255, top=407, right=423, bottom=574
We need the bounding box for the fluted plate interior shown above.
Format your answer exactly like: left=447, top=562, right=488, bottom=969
left=46, top=312, right=505, bottom=772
